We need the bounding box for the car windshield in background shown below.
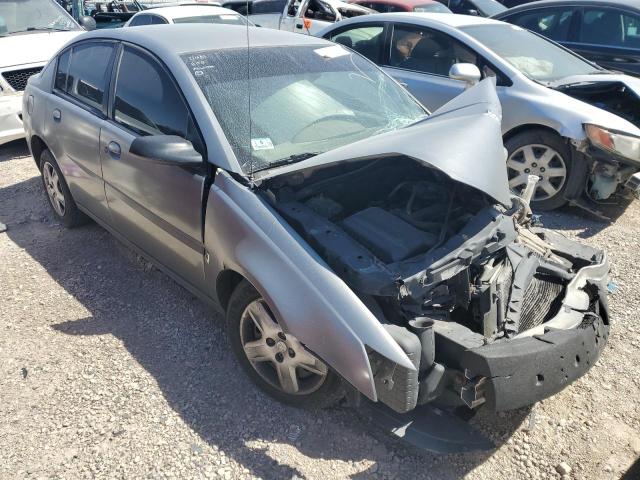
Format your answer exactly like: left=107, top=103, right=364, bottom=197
left=0, top=0, right=80, bottom=35
left=461, top=24, right=601, bottom=82
left=183, top=44, right=428, bottom=173
left=472, top=0, right=505, bottom=17
left=173, top=14, right=248, bottom=25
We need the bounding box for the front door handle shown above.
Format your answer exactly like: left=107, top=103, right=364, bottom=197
left=105, top=141, right=121, bottom=158
left=52, top=109, right=61, bottom=121
left=295, top=22, right=303, bottom=29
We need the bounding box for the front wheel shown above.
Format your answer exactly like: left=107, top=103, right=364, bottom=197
left=505, top=130, right=574, bottom=211
left=226, top=280, right=344, bottom=408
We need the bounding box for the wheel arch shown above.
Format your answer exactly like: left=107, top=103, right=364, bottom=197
left=215, top=268, right=246, bottom=312
left=503, top=124, right=567, bottom=144
left=29, top=134, right=48, bottom=171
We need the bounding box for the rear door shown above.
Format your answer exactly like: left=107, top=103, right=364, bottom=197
left=571, top=6, right=640, bottom=76
left=46, top=41, right=116, bottom=221
left=100, top=44, right=208, bottom=292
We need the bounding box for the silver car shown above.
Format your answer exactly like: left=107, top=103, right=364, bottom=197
left=318, top=13, right=640, bottom=214
left=23, top=24, right=610, bottom=414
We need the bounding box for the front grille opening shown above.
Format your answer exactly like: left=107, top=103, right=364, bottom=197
left=519, top=273, right=565, bottom=333
left=2, top=67, right=43, bottom=92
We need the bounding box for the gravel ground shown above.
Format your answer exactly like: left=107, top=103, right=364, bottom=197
left=1, top=140, right=639, bottom=480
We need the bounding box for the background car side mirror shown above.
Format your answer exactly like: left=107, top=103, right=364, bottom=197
left=78, top=15, right=97, bottom=31
left=449, top=63, right=481, bottom=88
left=130, top=136, right=202, bottom=167
left=466, top=8, right=479, bottom=15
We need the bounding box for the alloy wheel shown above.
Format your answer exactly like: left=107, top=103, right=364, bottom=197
left=239, top=299, right=328, bottom=395
left=43, top=161, right=66, bottom=217
left=507, top=144, right=567, bottom=201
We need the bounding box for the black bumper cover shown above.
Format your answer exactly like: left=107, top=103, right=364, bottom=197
left=461, top=315, right=610, bottom=411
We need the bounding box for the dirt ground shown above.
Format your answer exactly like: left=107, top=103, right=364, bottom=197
left=1, top=140, right=639, bottom=480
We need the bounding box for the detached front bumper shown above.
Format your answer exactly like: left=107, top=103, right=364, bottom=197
left=0, top=93, right=25, bottom=146
left=460, top=253, right=610, bottom=412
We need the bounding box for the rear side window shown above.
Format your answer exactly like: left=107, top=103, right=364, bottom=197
left=113, top=47, right=203, bottom=153
left=55, top=42, right=114, bottom=111
left=54, top=49, right=71, bottom=91
left=150, top=15, right=168, bottom=24
left=128, top=14, right=152, bottom=26
left=579, top=8, right=640, bottom=48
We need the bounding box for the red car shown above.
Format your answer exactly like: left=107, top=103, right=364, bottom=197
left=347, top=0, right=452, bottom=12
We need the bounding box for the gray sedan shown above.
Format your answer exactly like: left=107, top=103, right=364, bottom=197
left=318, top=13, right=640, bottom=214
left=23, top=24, right=610, bottom=414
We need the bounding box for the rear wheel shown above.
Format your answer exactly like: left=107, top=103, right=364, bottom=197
left=39, top=149, right=87, bottom=228
left=505, top=130, right=573, bottom=211
left=226, top=280, right=344, bottom=408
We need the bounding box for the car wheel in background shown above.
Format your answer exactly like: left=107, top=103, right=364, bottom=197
left=505, top=129, right=574, bottom=211
left=226, top=280, right=344, bottom=408
left=39, top=149, right=87, bottom=228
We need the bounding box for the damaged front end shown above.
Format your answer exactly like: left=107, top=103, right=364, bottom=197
left=552, top=77, right=640, bottom=202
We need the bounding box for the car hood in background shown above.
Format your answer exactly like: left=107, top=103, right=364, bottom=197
left=0, top=31, right=81, bottom=69
left=255, top=79, right=512, bottom=207
left=548, top=73, right=640, bottom=133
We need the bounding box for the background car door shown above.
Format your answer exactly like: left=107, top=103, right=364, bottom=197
left=99, top=45, right=208, bottom=292
left=570, top=7, right=640, bottom=76
left=382, top=24, right=474, bottom=110
left=45, top=41, right=116, bottom=222
left=280, top=0, right=302, bottom=30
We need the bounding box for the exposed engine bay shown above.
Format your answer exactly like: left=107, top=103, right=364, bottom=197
left=261, top=156, right=610, bottom=412
left=554, top=81, right=640, bottom=128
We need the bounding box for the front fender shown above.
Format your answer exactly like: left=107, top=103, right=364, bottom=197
left=204, top=170, right=415, bottom=401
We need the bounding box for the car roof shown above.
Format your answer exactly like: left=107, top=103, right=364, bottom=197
left=79, top=23, right=330, bottom=54
left=496, top=0, right=640, bottom=13
left=339, top=11, right=505, bottom=26
left=140, top=5, right=238, bottom=19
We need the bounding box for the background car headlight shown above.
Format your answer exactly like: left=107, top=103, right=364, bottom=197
left=585, top=124, right=640, bottom=163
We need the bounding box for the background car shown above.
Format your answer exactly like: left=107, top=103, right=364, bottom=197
left=125, top=3, right=249, bottom=24
left=0, top=0, right=87, bottom=146
left=347, top=0, right=452, bottom=13
left=319, top=13, right=640, bottom=212
left=494, top=0, right=640, bottom=77
left=435, top=0, right=506, bottom=16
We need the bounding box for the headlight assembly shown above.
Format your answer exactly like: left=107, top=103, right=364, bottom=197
left=585, top=124, right=640, bottom=163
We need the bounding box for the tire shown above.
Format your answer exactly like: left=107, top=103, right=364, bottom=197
left=505, top=129, right=575, bottom=211
left=226, top=280, right=344, bottom=409
left=39, top=149, right=88, bottom=228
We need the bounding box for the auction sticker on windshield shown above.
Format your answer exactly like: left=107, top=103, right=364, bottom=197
left=251, top=138, right=275, bottom=151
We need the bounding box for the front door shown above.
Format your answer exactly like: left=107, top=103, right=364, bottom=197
left=100, top=44, right=208, bottom=292
left=280, top=0, right=301, bottom=31
left=382, top=23, right=471, bottom=110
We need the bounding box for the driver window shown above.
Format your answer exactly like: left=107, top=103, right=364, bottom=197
left=114, top=47, right=203, bottom=154
left=304, top=0, right=336, bottom=21
left=329, top=25, right=384, bottom=62
left=287, top=0, right=302, bottom=17
left=389, top=25, right=477, bottom=76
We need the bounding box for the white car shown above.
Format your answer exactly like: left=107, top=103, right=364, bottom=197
left=124, top=4, right=250, bottom=26
left=319, top=13, right=640, bottom=213
left=0, top=0, right=84, bottom=146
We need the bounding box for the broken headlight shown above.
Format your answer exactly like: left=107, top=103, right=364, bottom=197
left=585, top=124, right=640, bottom=164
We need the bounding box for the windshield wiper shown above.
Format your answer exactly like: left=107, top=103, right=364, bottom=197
left=254, top=152, right=321, bottom=173
left=6, top=27, right=72, bottom=35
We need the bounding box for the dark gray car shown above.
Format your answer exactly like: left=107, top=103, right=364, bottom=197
left=22, top=24, right=610, bottom=414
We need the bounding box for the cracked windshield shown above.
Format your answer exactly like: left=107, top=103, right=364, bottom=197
left=0, top=0, right=80, bottom=35
left=183, top=42, right=427, bottom=174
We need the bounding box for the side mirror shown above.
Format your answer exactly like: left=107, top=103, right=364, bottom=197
left=130, top=135, right=202, bottom=167
left=466, top=8, right=479, bottom=15
left=449, top=63, right=481, bottom=88
left=78, top=15, right=97, bottom=31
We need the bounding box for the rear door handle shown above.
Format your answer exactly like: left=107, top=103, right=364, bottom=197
left=52, top=109, right=61, bottom=121
left=105, top=141, right=121, bottom=158
left=295, top=23, right=303, bottom=29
